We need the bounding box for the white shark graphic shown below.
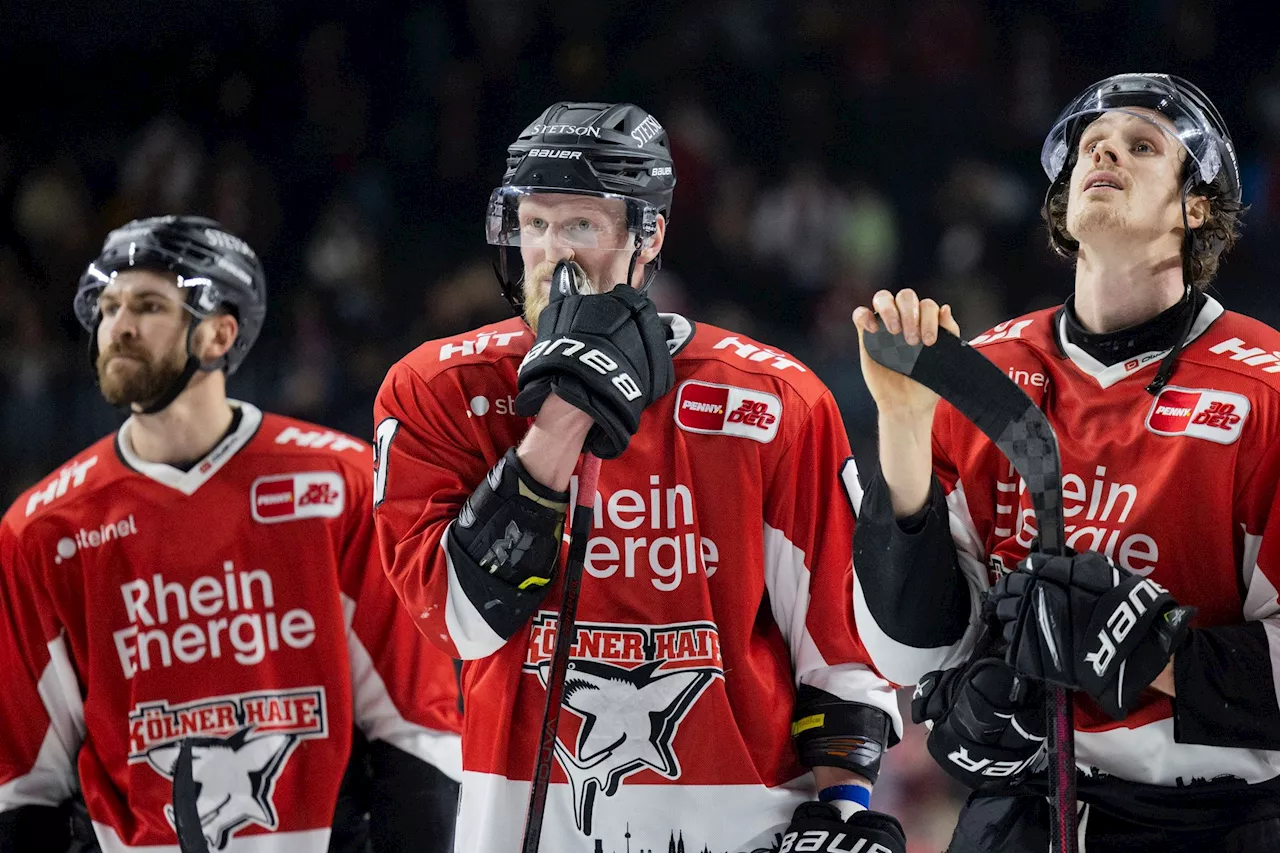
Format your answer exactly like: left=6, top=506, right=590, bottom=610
left=147, top=729, right=296, bottom=850
left=538, top=659, right=715, bottom=835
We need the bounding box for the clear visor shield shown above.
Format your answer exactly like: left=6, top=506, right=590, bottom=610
left=1040, top=74, right=1237, bottom=197
left=485, top=187, right=658, bottom=254
left=73, top=260, right=220, bottom=332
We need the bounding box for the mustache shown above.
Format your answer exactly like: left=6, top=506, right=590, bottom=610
left=100, top=343, right=151, bottom=362
left=527, top=260, right=595, bottom=295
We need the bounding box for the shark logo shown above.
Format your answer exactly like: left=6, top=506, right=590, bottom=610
left=525, top=615, right=724, bottom=836
left=147, top=729, right=296, bottom=850
left=128, top=688, right=329, bottom=850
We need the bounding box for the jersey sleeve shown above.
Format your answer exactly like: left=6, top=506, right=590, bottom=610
left=1173, top=437, right=1280, bottom=749
left=0, top=522, right=84, bottom=833
left=339, top=461, right=463, bottom=782
left=373, top=361, right=508, bottom=661
left=847, top=401, right=989, bottom=687
left=762, top=391, right=901, bottom=735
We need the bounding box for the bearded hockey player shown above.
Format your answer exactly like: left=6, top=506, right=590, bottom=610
left=851, top=74, right=1280, bottom=850
left=0, top=217, right=462, bottom=853
left=373, top=102, right=906, bottom=853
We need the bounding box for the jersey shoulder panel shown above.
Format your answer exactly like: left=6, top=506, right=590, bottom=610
left=1182, top=309, right=1280, bottom=395
left=2, top=433, right=125, bottom=537
left=254, top=412, right=373, bottom=481
left=392, top=317, right=531, bottom=386
left=677, top=321, right=832, bottom=408
left=967, top=307, right=1061, bottom=363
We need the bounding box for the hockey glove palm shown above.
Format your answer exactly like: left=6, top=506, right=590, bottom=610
left=776, top=803, right=905, bottom=853
left=991, top=550, right=1194, bottom=720
left=911, top=658, right=1046, bottom=791
left=516, top=282, right=674, bottom=459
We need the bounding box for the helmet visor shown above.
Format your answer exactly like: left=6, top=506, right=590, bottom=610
left=73, top=257, right=222, bottom=332
left=1041, top=74, right=1235, bottom=195
left=485, top=187, right=658, bottom=252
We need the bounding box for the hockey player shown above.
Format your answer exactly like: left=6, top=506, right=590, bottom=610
left=373, top=102, right=907, bottom=853
left=850, top=73, right=1280, bottom=850
left=0, top=217, right=462, bottom=853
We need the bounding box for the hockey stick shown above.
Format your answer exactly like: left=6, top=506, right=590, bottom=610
left=862, top=325, right=1077, bottom=853
left=520, top=452, right=602, bottom=853
left=520, top=258, right=608, bottom=853
left=173, top=740, right=211, bottom=853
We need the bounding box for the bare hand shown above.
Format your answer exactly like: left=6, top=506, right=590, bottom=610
left=852, top=289, right=960, bottom=421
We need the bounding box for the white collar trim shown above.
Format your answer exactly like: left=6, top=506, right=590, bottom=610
left=661, top=313, right=695, bottom=356
left=117, top=401, right=262, bottom=495
left=1057, top=296, right=1224, bottom=389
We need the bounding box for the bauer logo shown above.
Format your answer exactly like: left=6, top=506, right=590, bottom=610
left=674, top=380, right=781, bottom=443
left=251, top=472, right=345, bottom=523
left=1145, top=386, right=1249, bottom=445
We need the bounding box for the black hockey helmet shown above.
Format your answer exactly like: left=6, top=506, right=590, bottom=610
left=75, top=215, right=267, bottom=377
left=487, top=102, right=677, bottom=313
left=75, top=216, right=267, bottom=413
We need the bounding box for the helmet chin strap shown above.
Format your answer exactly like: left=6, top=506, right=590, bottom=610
left=136, top=317, right=215, bottom=415
left=1144, top=177, right=1200, bottom=396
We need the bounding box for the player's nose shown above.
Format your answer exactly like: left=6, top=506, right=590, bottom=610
left=1091, top=140, right=1121, bottom=166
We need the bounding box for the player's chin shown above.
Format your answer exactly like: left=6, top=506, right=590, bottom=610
left=1070, top=206, right=1126, bottom=238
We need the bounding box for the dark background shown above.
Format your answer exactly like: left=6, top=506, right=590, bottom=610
left=3, top=2, right=1279, bottom=846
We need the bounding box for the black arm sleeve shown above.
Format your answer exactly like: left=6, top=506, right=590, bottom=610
left=852, top=468, right=970, bottom=648
left=1172, top=623, right=1280, bottom=750
left=0, top=804, right=71, bottom=853
left=366, top=741, right=459, bottom=853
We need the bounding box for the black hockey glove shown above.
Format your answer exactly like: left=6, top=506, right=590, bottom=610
left=990, top=550, right=1195, bottom=720
left=775, top=802, right=905, bottom=853
left=911, top=658, right=1046, bottom=791
left=515, top=278, right=674, bottom=460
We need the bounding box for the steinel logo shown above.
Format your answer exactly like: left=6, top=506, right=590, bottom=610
left=55, top=514, right=139, bottom=564
left=674, top=381, right=781, bottom=443
left=251, top=473, right=345, bottom=523
left=1146, top=387, right=1250, bottom=445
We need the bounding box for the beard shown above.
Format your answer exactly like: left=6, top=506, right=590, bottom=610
left=521, top=260, right=596, bottom=333
left=96, top=340, right=189, bottom=408
left=1064, top=199, right=1126, bottom=239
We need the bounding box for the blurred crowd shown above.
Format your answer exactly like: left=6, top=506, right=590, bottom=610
left=4, top=1, right=1280, bottom=847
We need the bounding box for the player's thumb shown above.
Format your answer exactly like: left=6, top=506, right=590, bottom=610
left=940, top=304, right=960, bottom=338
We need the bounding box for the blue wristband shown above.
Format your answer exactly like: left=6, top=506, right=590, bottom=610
left=818, top=784, right=871, bottom=809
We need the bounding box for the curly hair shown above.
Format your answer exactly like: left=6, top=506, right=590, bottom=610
left=1042, top=146, right=1246, bottom=290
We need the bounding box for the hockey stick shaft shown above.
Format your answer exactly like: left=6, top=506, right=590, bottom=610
left=173, top=740, right=211, bottom=853
left=520, top=453, right=602, bottom=853
left=862, top=325, right=1077, bottom=853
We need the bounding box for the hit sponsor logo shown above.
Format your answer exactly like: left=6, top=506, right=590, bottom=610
left=26, top=456, right=98, bottom=516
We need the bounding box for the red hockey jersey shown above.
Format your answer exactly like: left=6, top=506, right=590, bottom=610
left=373, top=316, right=899, bottom=853
left=853, top=296, right=1280, bottom=789
left=0, top=403, right=461, bottom=852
